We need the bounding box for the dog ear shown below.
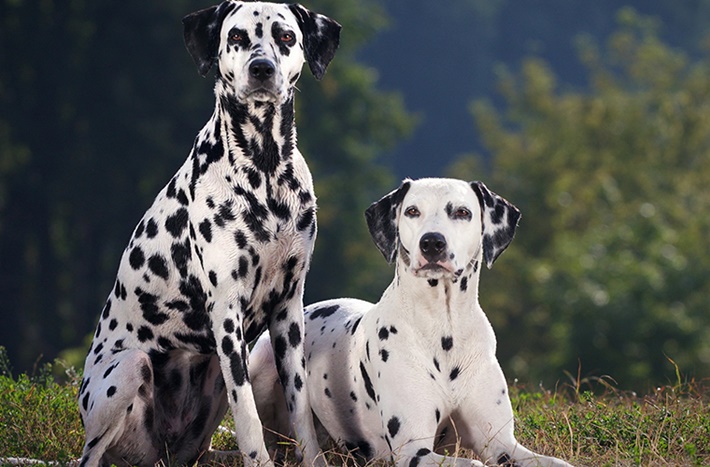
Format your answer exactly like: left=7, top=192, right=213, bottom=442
left=183, top=2, right=235, bottom=77
left=365, top=181, right=411, bottom=264
left=288, top=4, right=341, bottom=80
left=470, top=181, right=521, bottom=269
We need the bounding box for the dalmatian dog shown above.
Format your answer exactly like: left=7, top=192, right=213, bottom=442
left=250, top=178, right=574, bottom=466
left=77, top=2, right=340, bottom=467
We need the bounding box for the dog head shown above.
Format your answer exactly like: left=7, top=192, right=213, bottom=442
left=365, top=178, right=521, bottom=280
left=183, top=1, right=340, bottom=104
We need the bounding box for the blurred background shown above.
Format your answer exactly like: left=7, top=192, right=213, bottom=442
left=1, top=0, right=709, bottom=392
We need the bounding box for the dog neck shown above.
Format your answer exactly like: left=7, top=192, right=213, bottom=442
left=391, top=254, right=482, bottom=316
left=213, top=87, right=297, bottom=175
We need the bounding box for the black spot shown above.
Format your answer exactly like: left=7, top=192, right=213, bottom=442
left=351, top=317, right=362, bottom=335
left=81, top=392, right=90, bottom=410
left=175, top=188, right=188, bottom=206
left=294, top=374, right=303, bottom=391
left=148, top=254, right=169, bottom=280
left=108, top=319, right=118, bottom=331
left=165, top=208, right=189, bottom=238
left=234, top=230, right=247, bottom=249
left=433, top=358, right=440, bottom=372
left=435, top=408, right=440, bottom=422
left=134, top=220, right=145, bottom=238
left=146, top=218, right=158, bottom=238
left=93, top=342, right=103, bottom=355
left=309, top=304, right=339, bottom=320
left=165, top=299, right=189, bottom=311
left=101, top=299, right=112, bottom=319
left=359, top=362, right=376, bottom=402
left=324, top=387, right=332, bottom=398
left=274, top=336, right=287, bottom=361
left=297, top=206, right=315, bottom=231
left=222, top=336, right=234, bottom=355
left=409, top=458, right=420, bottom=467
left=198, top=219, right=213, bottom=242
left=428, top=279, right=438, bottom=287
left=129, top=246, right=145, bottom=269
left=350, top=391, right=357, bottom=401
left=387, top=416, right=400, bottom=438
left=135, top=287, right=169, bottom=325
left=378, top=327, right=389, bottom=340
left=137, top=326, right=154, bottom=342
left=449, top=367, right=460, bottom=381
left=416, top=448, right=431, bottom=457
left=275, top=308, right=287, bottom=321
left=237, top=256, right=249, bottom=278
left=288, top=322, right=301, bottom=347
left=229, top=351, right=247, bottom=386
left=249, top=451, right=258, bottom=459
left=460, top=276, right=468, bottom=292
left=380, top=349, right=389, bottom=362
left=106, top=386, right=117, bottom=397
left=224, top=319, right=235, bottom=333
left=170, top=239, right=191, bottom=278
left=209, top=270, right=218, bottom=286
left=441, top=336, right=453, bottom=351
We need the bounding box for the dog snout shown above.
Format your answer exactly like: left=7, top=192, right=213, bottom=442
left=249, top=59, right=276, bottom=82
left=419, top=232, right=447, bottom=261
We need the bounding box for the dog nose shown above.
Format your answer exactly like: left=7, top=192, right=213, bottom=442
left=419, top=232, right=447, bottom=261
left=249, top=59, right=275, bottom=82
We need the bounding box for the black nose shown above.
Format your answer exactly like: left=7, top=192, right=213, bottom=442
left=419, top=232, right=447, bottom=261
left=249, top=59, right=275, bottom=82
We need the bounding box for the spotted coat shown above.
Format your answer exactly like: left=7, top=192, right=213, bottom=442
left=77, top=2, right=340, bottom=467
left=251, top=178, right=574, bottom=467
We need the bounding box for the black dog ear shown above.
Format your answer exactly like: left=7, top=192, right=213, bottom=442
left=288, top=4, right=341, bottom=80
left=470, top=181, right=521, bottom=269
left=183, top=2, right=235, bottom=77
left=365, top=181, right=411, bottom=264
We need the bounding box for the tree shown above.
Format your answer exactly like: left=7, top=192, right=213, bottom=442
left=449, top=8, right=710, bottom=390
left=0, top=0, right=414, bottom=372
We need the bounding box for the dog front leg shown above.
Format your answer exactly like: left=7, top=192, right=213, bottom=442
left=457, top=362, right=573, bottom=467
left=267, top=281, right=325, bottom=467
left=214, top=301, right=273, bottom=467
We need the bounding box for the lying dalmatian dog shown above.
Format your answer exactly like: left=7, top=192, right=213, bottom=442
left=250, top=178, right=573, bottom=466
left=78, top=2, right=340, bottom=467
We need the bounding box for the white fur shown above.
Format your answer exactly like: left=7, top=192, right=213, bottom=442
left=251, top=178, right=574, bottom=467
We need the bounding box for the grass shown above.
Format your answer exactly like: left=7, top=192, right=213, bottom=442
left=0, top=349, right=708, bottom=466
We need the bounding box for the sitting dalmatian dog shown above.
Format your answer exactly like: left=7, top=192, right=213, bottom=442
left=250, top=178, right=574, bottom=466
left=78, top=2, right=340, bottom=467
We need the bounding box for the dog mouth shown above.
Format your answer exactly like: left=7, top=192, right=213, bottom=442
left=239, top=87, right=282, bottom=103
left=412, top=260, right=458, bottom=278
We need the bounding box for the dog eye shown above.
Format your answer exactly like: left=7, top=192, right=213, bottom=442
left=280, top=32, right=295, bottom=44
left=454, top=208, right=471, bottom=220
left=404, top=206, right=420, bottom=218
left=230, top=33, right=243, bottom=42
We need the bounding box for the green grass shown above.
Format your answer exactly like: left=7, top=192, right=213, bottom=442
left=1, top=350, right=708, bottom=466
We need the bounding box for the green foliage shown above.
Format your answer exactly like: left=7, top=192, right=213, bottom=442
left=0, top=348, right=83, bottom=462
left=509, top=382, right=710, bottom=466
left=449, top=8, right=710, bottom=389
left=2, top=349, right=707, bottom=467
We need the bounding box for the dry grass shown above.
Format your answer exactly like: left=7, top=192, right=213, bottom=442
left=0, top=350, right=707, bottom=467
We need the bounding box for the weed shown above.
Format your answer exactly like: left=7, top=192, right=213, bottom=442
left=1, top=346, right=707, bottom=467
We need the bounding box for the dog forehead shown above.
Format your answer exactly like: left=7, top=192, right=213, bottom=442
left=403, top=178, right=478, bottom=211
left=223, top=1, right=299, bottom=32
